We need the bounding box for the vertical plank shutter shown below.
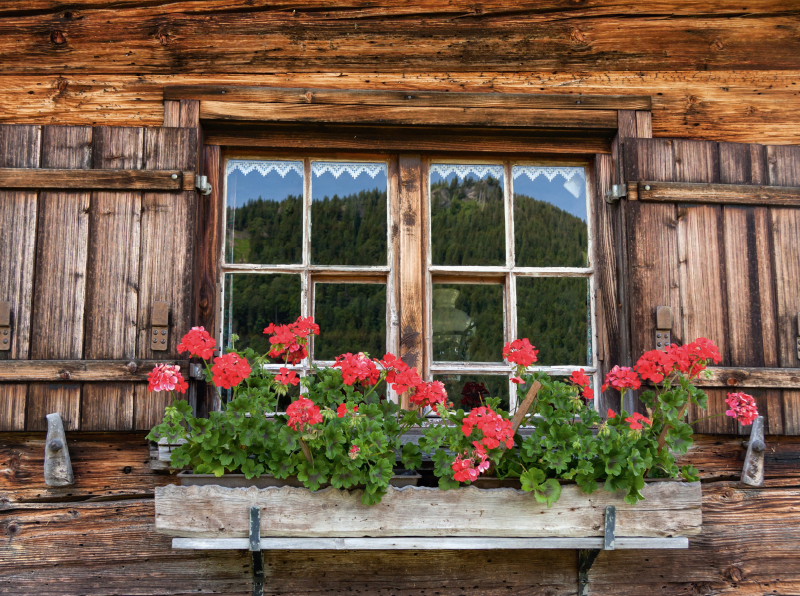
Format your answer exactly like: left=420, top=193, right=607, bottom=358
left=0, top=124, right=198, bottom=431
left=622, top=139, right=800, bottom=435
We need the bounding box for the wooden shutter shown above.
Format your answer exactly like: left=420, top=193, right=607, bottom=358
left=621, top=139, right=800, bottom=435
left=0, top=124, right=199, bottom=431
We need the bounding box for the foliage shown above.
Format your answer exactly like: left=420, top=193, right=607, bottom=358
left=147, top=322, right=757, bottom=507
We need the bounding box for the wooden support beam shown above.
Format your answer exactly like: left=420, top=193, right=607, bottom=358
left=199, top=102, right=619, bottom=130
left=630, top=180, right=800, bottom=206
left=0, top=359, right=190, bottom=382
left=0, top=168, right=195, bottom=191
left=165, top=86, right=652, bottom=111
left=686, top=367, right=800, bottom=389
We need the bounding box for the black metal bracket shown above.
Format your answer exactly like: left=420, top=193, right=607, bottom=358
left=250, top=507, right=264, bottom=596
left=577, top=506, right=616, bottom=596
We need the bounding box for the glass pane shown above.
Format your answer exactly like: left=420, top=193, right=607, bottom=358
left=430, top=164, right=505, bottom=266
left=435, top=374, right=509, bottom=413
left=225, top=160, right=304, bottom=264
left=432, top=283, right=504, bottom=362
left=223, top=273, right=301, bottom=361
left=513, top=166, right=588, bottom=267
left=516, top=277, right=590, bottom=366
left=313, top=283, right=386, bottom=361
left=311, top=162, right=388, bottom=266
left=277, top=382, right=302, bottom=413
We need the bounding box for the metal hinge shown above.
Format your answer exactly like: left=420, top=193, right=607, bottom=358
left=151, top=301, right=170, bottom=352
left=195, top=174, right=212, bottom=196
left=0, top=301, right=9, bottom=351
left=655, top=306, right=672, bottom=350
left=604, top=184, right=627, bottom=204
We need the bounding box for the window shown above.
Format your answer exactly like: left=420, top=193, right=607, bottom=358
left=220, top=153, right=595, bottom=412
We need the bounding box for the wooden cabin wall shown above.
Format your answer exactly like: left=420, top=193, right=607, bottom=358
left=2, top=2, right=800, bottom=596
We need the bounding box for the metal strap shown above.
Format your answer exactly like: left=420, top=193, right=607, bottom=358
left=250, top=507, right=264, bottom=596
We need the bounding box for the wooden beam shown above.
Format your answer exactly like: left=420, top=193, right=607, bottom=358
left=0, top=359, right=189, bottom=382
left=630, top=181, right=800, bottom=205
left=692, top=367, right=800, bottom=389
left=165, top=86, right=651, bottom=111
left=0, top=168, right=195, bottom=191
left=199, top=102, right=619, bottom=130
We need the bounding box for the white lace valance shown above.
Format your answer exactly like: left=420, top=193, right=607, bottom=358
left=431, top=164, right=504, bottom=181
left=312, top=162, right=386, bottom=179
left=512, top=166, right=585, bottom=183
left=226, top=160, right=304, bottom=178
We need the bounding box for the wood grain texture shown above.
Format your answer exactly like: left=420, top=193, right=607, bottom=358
left=29, top=125, right=91, bottom=360
left=136, top=127, right=197, bottom=360
left=1, top=6, right=800, bottom=74
left=25, top=383, right=80, bottom=431
left=79, top=383, right=133, bottom=431
left=154, top=482, right=702, bottom=539
left=2, top=71, right=800, bottom=144
left=690, top=367, right=800, bottom=389
left=398, top=155, right=424, bottom=401
left=0, top=167, right=192, bottom=190
left=0, top=359, right=189, bottom=381
left=133, top=382, right=191, bottom=431
left=633, top=181, right=800, bottom=205
left=0, top=383, right=26, bottom=431
left=167, top=85, right=651, bottom=110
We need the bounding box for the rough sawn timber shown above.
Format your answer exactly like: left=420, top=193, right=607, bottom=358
left=154, top=482, right=702, bottom=539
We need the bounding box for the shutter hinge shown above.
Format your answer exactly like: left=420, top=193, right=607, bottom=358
left=604, top=184, right=627, bottom=204
left=195, top=175, right=212, bottom=196
left=151, top=301, right=170, bottom=352
left=0, top=301, right=10, bottom=351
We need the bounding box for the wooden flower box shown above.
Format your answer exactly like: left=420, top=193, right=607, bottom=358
left=155, top=480, right=701, bottom=545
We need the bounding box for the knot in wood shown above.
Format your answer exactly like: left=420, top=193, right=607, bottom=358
left=126, top=361, right=138, bottom=373
left=570, top=28, right=587, bottom=44
left=50, top=30, right=67, bottom=44
left=712, top=40, right=725, bottom=51
left=725, top=565, right=744, bottom=581
left=5, top=523, right=19, bottom=536
left=60, top=371, right=71, bottom=380
left=157, top=31, right=169, bottom=46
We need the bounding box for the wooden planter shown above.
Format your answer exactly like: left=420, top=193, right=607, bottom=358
left=176, top=470, right=422, bottom=489
left=155, top=480, right=701, bottom=541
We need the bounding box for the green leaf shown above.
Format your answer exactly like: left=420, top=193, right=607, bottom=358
left=680, top=464, right=700, bottom=482
left=520, top=468, right=546, bottom=492
left=400, top=442, right=422, bottom=471
left=532, top=479, right=562, bottom=508
left=438, top=475, right=460, bottom=490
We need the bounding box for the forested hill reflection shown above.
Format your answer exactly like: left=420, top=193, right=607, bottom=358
left=226, top=185, right=588, bottom=368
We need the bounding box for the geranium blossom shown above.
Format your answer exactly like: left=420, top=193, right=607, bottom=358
left=211, top=352, right=251, bottom=389
left=336, top=403, right=359, bottom=418
left=625, top=412, right=652, bottom=430
left=380, top=353, right=423, bottom=394
left=511, top=376, right=525, bottom=385
left=607, top=409, right=617, bottom=420
left=725, top=392, right=759, bottom=426
left=409, top=380, right=447, bottom=408
left=601, top=366, right=641, bottom=392
left=275, top=367, right=299, bottom=387
left=569, top=368, right=594, bottom=400
left=263, top=316, right=320, bottom=364
left=348, top=445, right=360, bottom=460
left=148, top=364, right=188, bottom=394
left=634, top=349, right=675, bottom=384
left=177, top=326, right=217, bottom=360
left=286, top=397, right=323, bottom=432
left=502, top=338, right=539, bottom=368
left=666, top=338, right=721, bottom=379
left=451, top=442, right=490, bottom=483
left=334, top=352, right=381, bottom=386
left=461, top=406, right=514, bottom=450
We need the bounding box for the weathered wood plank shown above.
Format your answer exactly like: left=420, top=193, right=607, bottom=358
left=0, top=383, right=26, bottom=431
left=783, top=391, right=800, bottom=436
left=632, top=181, right=800, bottom=205
left=154, top=482, right=702, bottom=539
left=79, top=384, right=134, bottom=431
left=0, top=167, right=193, bottom=190
left=166, top=85, right=652, bottom=111
left=29, top=125, right=92, bottom=361
left=0, top=359, right=188, bottom=382
left=25, top=383, right=80, bottom=432
left=690, top=367, right=800, bottom=389
left=398, top=155, right=424, bottom=407
left=200, top=101, right=620, bottom=130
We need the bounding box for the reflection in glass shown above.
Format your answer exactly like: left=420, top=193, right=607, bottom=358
left=223, top=273, right=301, bottom=360
left=314, top=283, right=386, bottom=361
left=513, top=166, right=588, bottom=267
left=432, top=284, right=504, bottom=362
left=430, top=164, right=505, bottom=266
left=516, top=277, right=589, bottom=366
left=435, top=374, right=509, bottom=413
left=225, top=160, right=304, bottom=264
left=311, top=162, right=387, bottom=266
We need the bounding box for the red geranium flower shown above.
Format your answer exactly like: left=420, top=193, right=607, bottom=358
left=607, top=409, right=617, bottom=420
left=461, top=406, right=514, bottom=450
left=725, top=392, right=759, bottom=426
left=286, top=397, right=323, bottom=432
left=177, top=326, right=217, bottom=360
left=211, top=352, right=251, bottom=389
left=502, top=338, right=539, bottom=368
left=511, top=376, right=525, bottom=385
left=569, top=368, right=594, bottom=399
left=601, top=365, right=641, bottom=392
left=333, top=352, right=381, bottom=386
left=409, top=380, right=447, bottom=408
left=275, top=367, right=299, bottom=387
left=147, top=364, right=188, bottom=394
left=452, top=442, right=490, bottom=483
left=336, top=403, right=359, bottom=418
left=625, top=412, right=652, bottom=430
left=634, top=349, right=675, bottom=384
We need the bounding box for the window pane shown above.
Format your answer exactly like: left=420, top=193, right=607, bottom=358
left=435, top=374, right=509, bottom=413
left=311, top=162, right=388, bottom=266
left=313, top=283, right=386, bottom=360
left=430, top=164, right=505, bottom=266
left=513, top=166, right=588, bottom=267
left=516, top=277, right=589, bottom=366
left=432, top=284, right=504, bottom=362
left=225, top=160, right=304, bottom=264
left=223, top=273, right=301, bottom=360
